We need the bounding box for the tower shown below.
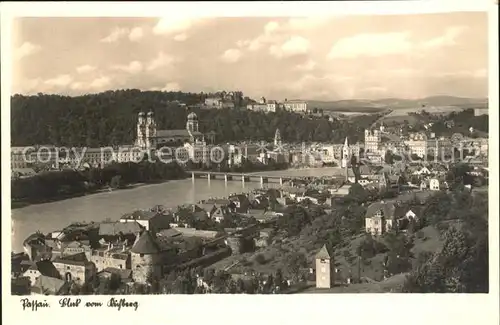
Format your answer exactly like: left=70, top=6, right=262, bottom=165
left=315, top=244, right=333, bottom=288
left=136, top=112, right=146, bottom=149
left=341, top=137, right=350, bottom=168
left=186, top=112, right=199, bottom=133
left=145, top=110, right=157, bottom=150
left=130, top=230, right=162, bottom=284
left=274, top=129, right=282, bottom=148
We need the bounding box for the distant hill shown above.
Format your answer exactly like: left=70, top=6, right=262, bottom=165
left=306, top=96, right=488, bottom=113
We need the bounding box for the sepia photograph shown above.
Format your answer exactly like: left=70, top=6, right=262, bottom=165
left=1, top=2, right=498, bottom=323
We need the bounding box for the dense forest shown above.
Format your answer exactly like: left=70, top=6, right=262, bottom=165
left=10, top=90, right=376, bottom=147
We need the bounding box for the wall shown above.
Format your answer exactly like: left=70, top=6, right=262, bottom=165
left=315, top=258, right=332, bottom=288
left=90, top=253, right=130, bottom=272
left=130, top=252, right=162, bottom=284
left=53, top=262, right=87, bottom=285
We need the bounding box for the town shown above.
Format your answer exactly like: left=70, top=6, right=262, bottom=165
left=11, top=93, right=489, bottom=295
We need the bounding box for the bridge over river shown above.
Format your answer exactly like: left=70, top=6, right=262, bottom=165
left=188, top=170, right=324, bottom=186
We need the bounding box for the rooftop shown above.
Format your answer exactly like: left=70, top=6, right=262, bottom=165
left=99, top=221, right=143, bottom=236
left=315, top=245, right=331, bottom=260
left=32, top=275, right=67, bottom=295
left=155, top=129, right=203, bottom=138
left=365, top=201, right=397, bottom=219
left=130, top=231, right=161, bottom=255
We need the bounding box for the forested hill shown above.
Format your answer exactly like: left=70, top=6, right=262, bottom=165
left=10, top=90, right=376, bottom=147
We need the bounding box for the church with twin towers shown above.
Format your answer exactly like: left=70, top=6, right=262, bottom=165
left=135, top=111, right=215, bottom=150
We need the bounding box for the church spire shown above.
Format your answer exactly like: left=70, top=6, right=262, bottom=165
left=344, top=137, right=349, bottom=147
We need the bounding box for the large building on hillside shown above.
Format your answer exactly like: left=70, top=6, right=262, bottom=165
left=283, top=100, right=307, bottom=113
left=364, top=129, right=381, bottom=154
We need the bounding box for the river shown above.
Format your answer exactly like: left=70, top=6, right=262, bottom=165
left=11, top=167, right=344, bottom=252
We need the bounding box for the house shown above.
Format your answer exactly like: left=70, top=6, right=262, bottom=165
left=429, top=178, right=441, bottom=191
left=276, top=197, right=294, bottom=207
left=365, top=201, right=396, bottom=235
left=394, top=206, right=423, bottom=231
left=23, top=232, right=52, bottom=262
left=212, top=206, right=232, bottom=223
left=11, top=167, right=37, bottom=179
left=23, top=260, right=61, bottom=286
left=255, top=228, right=275, bottom=248
left=420, top=180, right=428, bottom=190
left=52, top=252, right=97, bottom=285
left=119, top=210, right=172, bottom=233
left=194, top=203, right=217, bottom=217
left=98, top=267, right=133, bottom=283
left=99, top=221, right=143, bottom=242
left=31, top=275, right=70, bottom=295
left=50, top=240, right=93, bottom=260
left=412, top=166, right=431, bottom=176
left=90, top=242, right=131, bottom=272
left=174, top=227, right=221, bottom=239
left=157, top=228, right=183, bottom=238
left=229, top=194, right=252, bottom=213
left=12, top=277, right=31, bottom=295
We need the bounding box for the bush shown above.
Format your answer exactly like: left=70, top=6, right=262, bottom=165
left=416, top=231, right=425, bottom=239
left=254, top=254, right=267, bottom=265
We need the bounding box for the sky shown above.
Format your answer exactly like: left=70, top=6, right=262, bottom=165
left=11, top=12, right=488, bottom=101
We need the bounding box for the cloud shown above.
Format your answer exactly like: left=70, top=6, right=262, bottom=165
left=129, top=27, right=144, bottom=42
left=328, top=32, right=413, bottom=59
left=19, top=78, right=43, bottom=94
left=101, top=27, right=129, bottom=43
left=70, top=82, right=85, bottom=90
left=359, top=86, right=388, bottom=95
left=295, top=59, right=317, bottom=71
left=264, top=21, right=280, bottom=34
left=236, top=21, right=280, bottom=52
left=15, top=42, right=41, bottom=60
left=89, top=76, right=111, bottom=89
left=421, top=26, right=468, bottom=50
left=435, top=69, right=488, bottom=79
left=162, top=82, right=181, bottom=92
left=152, top=16, right=203, bottom=40
left=112, top=61, right=143, bottom=74
left=44, top=74, right=73, bottom=87
left=174, top=33, right=188, bottom=42
left=286, top=17, right=333, bottom=31
left=270, top=36, right=310, bottom=58
left=146, top=52, right=177, bottom=71
left=76, top=65, right=96, bottom=74
left=329, top=26, right=469, bottom=59
left=221, top=48, right=242, bottom=63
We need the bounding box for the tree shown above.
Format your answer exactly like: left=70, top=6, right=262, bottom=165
left=384, top=150, right=395, bottom=165
left=254, top=254, right=267, bottom=265
left=347, top=183, right=369, bottom=203
left=285, top=252, right=308, bottom=280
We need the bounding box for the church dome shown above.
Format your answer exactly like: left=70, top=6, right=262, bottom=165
left=147, top=111, right=154, bottom=116
left=138, top=112, right=145, bottom=116
left=187, top=112, right=198, bottom=120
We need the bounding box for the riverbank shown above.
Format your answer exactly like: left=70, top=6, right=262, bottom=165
left=11, top=178, right=187, bottom=210
left=11, top=166, right=342, bottom=210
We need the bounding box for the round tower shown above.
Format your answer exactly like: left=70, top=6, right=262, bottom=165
left=136, top=112, right=146, bottom=148
left=145, top=111, right=157, bottom=149
left=186, top=112, right=199, bottom=133
left=130, top=231, right=162, bottom=284
left=274, top=129, right=282, bottom=148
